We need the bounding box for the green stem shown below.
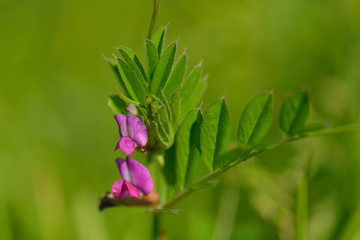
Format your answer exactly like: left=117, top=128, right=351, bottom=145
left=160, top=124, right=360, bottom=209
left=147, top=0, right=160, bottom=39
left=152, top=213, right=160, bottom=240
left=162, top=188, right=192, bottom=209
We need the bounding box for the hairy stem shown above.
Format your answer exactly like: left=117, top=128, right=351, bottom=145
left=147, top=0, right=160, bottom=39
left=160, top=124, right=360, bottom=209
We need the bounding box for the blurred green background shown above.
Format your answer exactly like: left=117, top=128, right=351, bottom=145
left=1, top=0, right=360, bottom=239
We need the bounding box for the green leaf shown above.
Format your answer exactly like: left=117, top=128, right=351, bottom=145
left=280, top=91, right=309, bottom=135
left=118, top=46, right=147, bottom=82
left=180, top=75, right=207, bottom=120
left=159, top=89, right=172, bottom=124
left=104, top=56, right=129, bottom=96
left=175, top=109, right=202, bottom=187
left=118, top=48, right=148, bottom=92
left=145, top=94, right=160, bottom=114
left=185, top=112, right=202, bottom=185
left=154, top=120, right=171, bottom=146
left=146, top=94, right=173, bottom=147
left=158, top=105, right=172, bottom=140
left=108, top=95, right=126, bottom=114
left=116, top=58, right=148, bottom=103
left=339, top=205, right=360, bottom=240
left=213, top=148, right=247, bottom=169
left=170, top=90, right=181, bottom=131
left=238, top=93, right=273, bottom=146
left=164, top=145, right=177, bottom=187
left=200, top=98, right=232, bottom=171
left=163, top=54, right=187, bottom=101
left=117, top=91, right=141, bottom=106
left=181, top=63, right=202, bottom=102
left=150, top=42, right=177, bottom=95
left=147, top=94, right=171, bottom=136
left=152, top=26, right=166, bottom=55
left=146, top=40, right=159, bottom=78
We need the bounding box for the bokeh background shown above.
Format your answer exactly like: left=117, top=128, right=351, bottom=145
left=1, top=0, right=360, bottom=239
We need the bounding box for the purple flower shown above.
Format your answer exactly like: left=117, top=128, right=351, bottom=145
left=111, top=156, right=154, bottom=198
left=114, top=114, right=148, bottom=154
left=112, top=180, right=140, bottom=198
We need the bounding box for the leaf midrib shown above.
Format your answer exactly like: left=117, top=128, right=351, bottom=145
left=288, top=94, right=307, bottom=133
left=247, top=95, right=271, bottom=145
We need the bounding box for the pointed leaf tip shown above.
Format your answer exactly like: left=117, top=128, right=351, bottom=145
left=280, top=91, right=309, bottom=136
left=238, top=93, right=273, bottom=146
left=200, top=98, right=232, bottom=171
left=150, top=42, right=177, bottom=95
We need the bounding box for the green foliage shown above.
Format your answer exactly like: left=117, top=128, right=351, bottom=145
left=146, top=94, right=174, bottom=148
left=152, top=26, right=166, bottom=55
left=180, top=63, right=206, bottom=120
left=238, top=92, right=273, bottom=146
left=181, top=76, right=207, bottom=121
left=117, top=91, right=141, bottom=106
left=146, top=40, right=159, bottom=78
left=116, top=58, right=148, bottom=103
left=159, top=90, right=172, bottom=123
left=104, top=25, right=359, bottom=240
left=175, top=109, right=202, bottom=187
left=106, top=26, right=208, bottom=136
left=104, top=56, right=129, bottom=96
left=180, top=63, right=202, bottom=101
left=164, top=145, right=177, bottom=187
left=150, top=42, right=177, bottom=95
left=108, top=95, right=126, bottom=114
left=200, top=98, right=232, bottom=171
left=170, top=90, right=181, bottom=131
left=105, top=26, right=209, bottom=154
left=4, top=0, right=360, bottom=238
left=163, top=54, right=187, bottom=101
left=118, top=46, right=147, bottom=82
left=340, top=205, right=360, bottom=240
left=280, top=91, right=309, bottom=136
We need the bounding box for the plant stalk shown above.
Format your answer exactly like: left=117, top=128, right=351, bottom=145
left=160, top=124, right=360, bottom=209
left=152, top=213, right=161, bottom=240
left=148, top=0, right=160, bottom=39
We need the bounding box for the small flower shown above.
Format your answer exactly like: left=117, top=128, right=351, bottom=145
left=112, top=156, right=154, bottom=198
left=114, top=114, right=148, bottom=154
left=112, top=180, right=140, bottom=198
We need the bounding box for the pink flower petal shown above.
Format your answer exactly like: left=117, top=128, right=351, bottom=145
left=114, top=114, right=128, bottom=137
left=111, top=180, right=140, bottom=198
left=127, top=104, right=138, bottom=115
left=126, top=114, right=148, bottom=147
left=116, top=157, right=153, bottom=195
left=115, top=136, right=136, bottom=154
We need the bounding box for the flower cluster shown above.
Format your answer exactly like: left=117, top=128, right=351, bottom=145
left=110, top=113, right=154, bottom=200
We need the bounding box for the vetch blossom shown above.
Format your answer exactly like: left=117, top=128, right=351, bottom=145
left=112, top=180, right=140, bottom=198
left=111, top=156, right=154, bottom=199
left=114, top=113, right=148, bottom=154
